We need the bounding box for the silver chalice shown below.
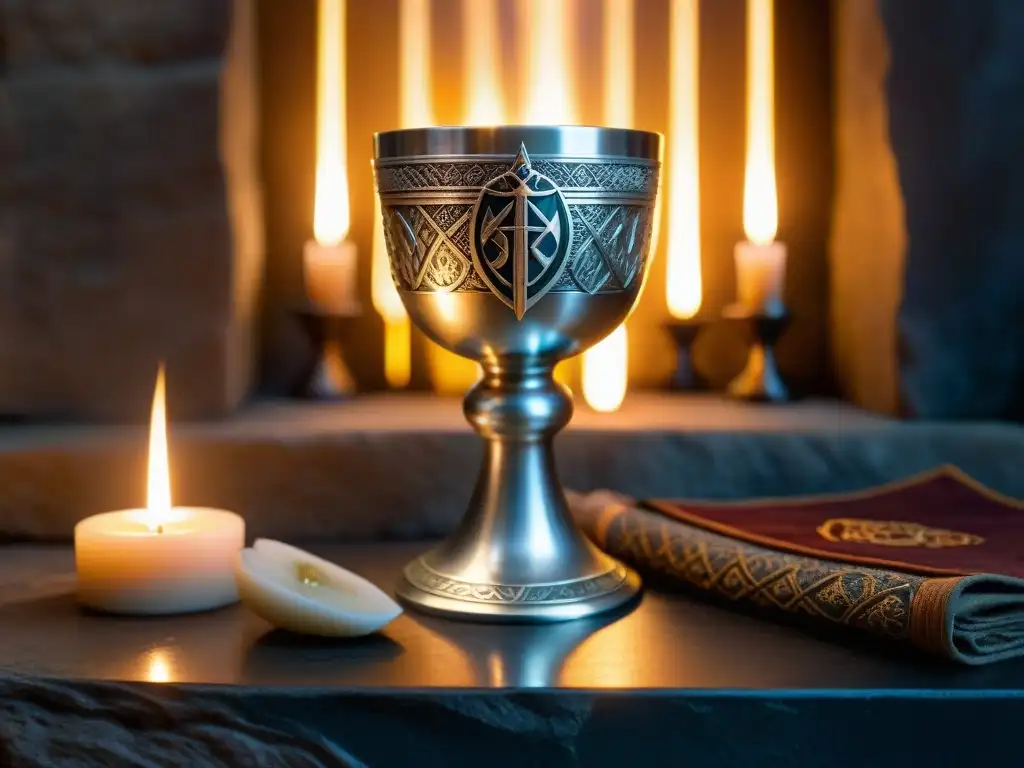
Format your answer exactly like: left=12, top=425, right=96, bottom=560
left=374, top=126, right=661, bottom=621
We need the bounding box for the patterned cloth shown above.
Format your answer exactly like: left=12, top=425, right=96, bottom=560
left=568, top=467, right=1024, bottom=664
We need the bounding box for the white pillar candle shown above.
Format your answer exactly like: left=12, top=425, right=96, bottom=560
left=74, top=366, right=246, bottom=615
left=734, top=240, right=787, bottom=316
left=304, top=238, right=360, bottom=316
left=76, top=507, right=245, bottom=615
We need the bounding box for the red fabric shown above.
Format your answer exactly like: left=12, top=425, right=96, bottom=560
left=647, top=468, right=1024, bottom=578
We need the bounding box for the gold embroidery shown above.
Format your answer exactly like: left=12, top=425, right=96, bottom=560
left=817, top=519, right=984, bottom=549
left=607, top=515, right=921, bottom=639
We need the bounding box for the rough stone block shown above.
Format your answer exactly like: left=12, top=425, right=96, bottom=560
left=830, top=0, right=903, bottom=416
left=831, top=0, right=1024, bottom=420
left=0, top=0, right=263, bottom=421
left=0, top=395, right=1021, bottom=543
left=3, top=0, right=230, bottom=68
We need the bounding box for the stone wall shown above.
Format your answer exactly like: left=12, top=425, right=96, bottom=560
left=0, top=0, right=263, bottom=421
left=829, top=0, right=903, bottom=415
left=831, top=0, right=1024, bottom=420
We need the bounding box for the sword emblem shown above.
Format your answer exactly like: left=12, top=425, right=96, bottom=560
left=470, top=144, right=573, bottom=319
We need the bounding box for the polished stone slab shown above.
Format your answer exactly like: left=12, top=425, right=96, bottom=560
left=2, top=394, right=1022, bottom=542
left=3, top=541, right=1023, bottom=690
left=1, top=543, right=1023, bottom=766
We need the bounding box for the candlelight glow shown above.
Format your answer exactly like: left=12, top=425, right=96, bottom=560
left=582, top=325, right=628, bottom=412
left=602, top=0, right=635, bottom=129
left=581, top=0, right=634, bottom=414
left=371, top=0, right=431, bottom=389
left=521, top=0, right=576, bottom=124
left=400, top=0, right=434, bottom=127
left=666, top=0, right=702, bottom=320
left=144, top=647, right=175, bottom=684
left=463, top=0, right=504, bottom=125
left=417, top=0, right=505, bottom=395
left=312, top=0, right=350, bottom=245
left=742, top=0, right=778, bottom=246
left=371, top=194, right=411, bottom=388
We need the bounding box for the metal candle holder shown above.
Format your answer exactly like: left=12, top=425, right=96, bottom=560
left=374, top=126, right=661, bottom=622
left=295, top=308, right=358, bottom=400
left=664, top=319, right=708, bottom=390
left=723, top=304, right=791, bottom=403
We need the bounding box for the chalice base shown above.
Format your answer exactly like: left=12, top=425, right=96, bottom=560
left=397, top=548, right=642, bottom=623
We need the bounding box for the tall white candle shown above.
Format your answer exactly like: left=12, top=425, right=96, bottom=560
left=307, top=0, right=359, bottom=317
left=304, top=239, right=359, bottom=315
left=736, top=0, right=787, bottom=317
left=734, top=240, right=786, bottom=315
left=74, top=367, right=245, bottom=615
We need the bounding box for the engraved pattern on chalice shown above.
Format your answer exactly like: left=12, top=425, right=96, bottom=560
left=374, top=126, right=661, bottom=621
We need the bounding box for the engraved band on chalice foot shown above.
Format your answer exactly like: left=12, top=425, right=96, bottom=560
left=398, top=557, right=642, bottom=623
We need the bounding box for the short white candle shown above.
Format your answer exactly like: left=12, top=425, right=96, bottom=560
left=75, top=507, right=244, bottom=615
left=734, top=239, right=787, bottom=316
left=304, top=238, right=360, bottom=316
left=74, top=366, right=245, bottom=615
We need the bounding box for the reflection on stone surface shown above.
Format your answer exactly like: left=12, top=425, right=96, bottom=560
left=411, top=601, right=638, bottom=688
left=243, top=628, right=405, bottom=682
left=141, top=646, right=176, bottom=684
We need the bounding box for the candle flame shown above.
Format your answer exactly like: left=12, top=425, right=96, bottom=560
left=742, top=0, right=778, bottom=246
left=582, top=0, right=634, bottom=413
left=463, top=0, right=505, bottom=126
left=521, top=0, right=576, bottom=124
left=312, top=0, right=350, bottom=245
left=145, top=365, right=173, bottom=530
left=666, top=0, right=702, bottom=320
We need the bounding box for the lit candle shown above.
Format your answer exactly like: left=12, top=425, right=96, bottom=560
left=75, top=367, right=245, bottom=615
left=368, top=0, right=434, bottom=390
left=665, top=0, right=703, bottom=321
left=735, top=0, right=786, bottom=317
left=521, top=0, right=576, bottom=124
left=520, top=0, right=577, bottom=394
left=305, top=0, right=359, bottom=316
left=582, top=0, right=634, bottom=413
left=462, top=0, right=505, bottom=126
left=371, top=194, right=411, bottom=388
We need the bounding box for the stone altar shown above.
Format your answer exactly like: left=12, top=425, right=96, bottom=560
left=1, top=542, right=1022, bottom=766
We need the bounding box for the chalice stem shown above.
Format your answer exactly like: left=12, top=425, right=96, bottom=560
left=459, top=359, right=594, bottom=574
left=397, top=356, right=640, bottom=621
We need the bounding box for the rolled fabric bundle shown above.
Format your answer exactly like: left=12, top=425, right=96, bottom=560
left=568, top=467, right=1024, bottom=665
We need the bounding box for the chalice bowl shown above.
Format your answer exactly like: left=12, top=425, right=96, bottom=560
left=374, top=126, right=661, bottom=621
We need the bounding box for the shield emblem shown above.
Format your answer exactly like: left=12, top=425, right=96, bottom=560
left=469, top=144, right=574, bottom=319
